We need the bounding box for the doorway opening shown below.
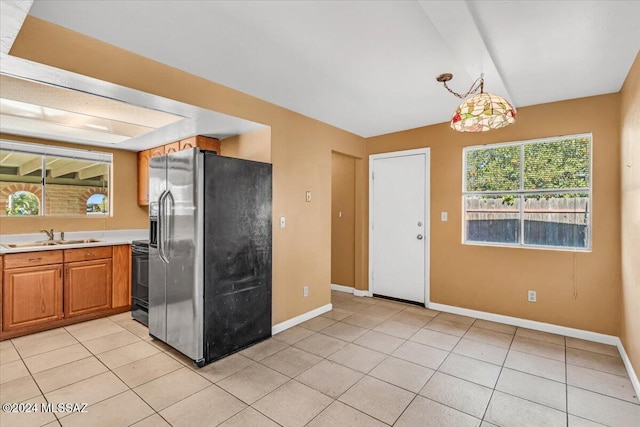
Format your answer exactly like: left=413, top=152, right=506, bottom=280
left=331, top=151, right=357, bottom=290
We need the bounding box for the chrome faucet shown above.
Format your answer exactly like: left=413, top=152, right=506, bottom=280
left=40, top=229, right=54, bottom=241
left=60, top=231, right=65, bottom=241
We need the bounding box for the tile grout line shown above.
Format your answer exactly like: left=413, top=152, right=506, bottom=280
left=326, top=296, right=638, bottom=421
left=28, top=317, right=177, bottom=426
left=10, top=339, right=61, bottom=426
left=97, top=317, right=211, bottom=426
left=5, top=297, right=634, bottom=426
left=479, top=320, right=518, bottom=424
left=256, top=317, right=404, bottom=425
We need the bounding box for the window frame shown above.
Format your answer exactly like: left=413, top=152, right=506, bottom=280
left=1, top=139, right=113, bottom=218
left=461, top=133, right=593, bottom=252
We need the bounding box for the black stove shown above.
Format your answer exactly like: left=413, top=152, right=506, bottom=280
left=131, top=240, right=149, bottom=326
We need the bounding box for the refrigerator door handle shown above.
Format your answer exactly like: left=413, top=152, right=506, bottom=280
left=158, top=190, right=169, bottom=263
left=165, top=190, right=175, bottom=262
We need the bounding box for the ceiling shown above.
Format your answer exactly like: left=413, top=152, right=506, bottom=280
left=0, top=1, right=266, bottom=151
left=3, top=1, right=640, bottom=143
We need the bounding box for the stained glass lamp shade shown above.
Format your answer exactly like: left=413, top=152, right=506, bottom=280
left=437, top=73, right=516, bottom=132
left=451, top=92, right=516, bottom=132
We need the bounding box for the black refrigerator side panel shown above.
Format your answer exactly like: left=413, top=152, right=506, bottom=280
left=202, top=153, right=272, bottom=363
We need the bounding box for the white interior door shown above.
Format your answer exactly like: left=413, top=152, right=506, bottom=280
left=370, top=149, right=430, bottom=304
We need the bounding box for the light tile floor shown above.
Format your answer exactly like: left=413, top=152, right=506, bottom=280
left=1, top=291, right=638, bottom=426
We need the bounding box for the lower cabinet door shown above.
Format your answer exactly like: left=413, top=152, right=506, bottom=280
left=2, top=265, right=63, bottom=331
left=64, top=259, right=112, bottom=318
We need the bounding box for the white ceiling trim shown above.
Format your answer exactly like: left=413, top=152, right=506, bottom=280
left=0, top=0, right=32, bottom=55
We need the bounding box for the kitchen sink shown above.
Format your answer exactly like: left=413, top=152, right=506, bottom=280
left=2, top=238, right=104, bottom=249
left=2, top=241, right=60, bottom=248
left=53, top=239, right=104, bottom=245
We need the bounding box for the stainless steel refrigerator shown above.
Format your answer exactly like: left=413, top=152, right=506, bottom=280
left=148, top=148, right=272, bottom=367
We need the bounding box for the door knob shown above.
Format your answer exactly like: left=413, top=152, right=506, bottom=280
left=417, top=234, right=423, bottom=240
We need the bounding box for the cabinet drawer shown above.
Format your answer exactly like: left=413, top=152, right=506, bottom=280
left=64, top=246, right=112, bottom=263
left=4, top=250, right=63, bottom=269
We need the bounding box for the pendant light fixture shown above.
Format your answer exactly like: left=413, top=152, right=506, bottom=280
left=436, top=73, right=516, bottom=132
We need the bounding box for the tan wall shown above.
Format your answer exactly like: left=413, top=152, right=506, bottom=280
left=221, top=127, right=271, bottom=163
left=0, top=133, right=148, bottom=234
left=9, top=16, right=367, bottom=325
left=367, top=94, right=621, bottom=335
left=620, top=52, right=640, bottom=374
left=331, top=151, right=356, bottom=286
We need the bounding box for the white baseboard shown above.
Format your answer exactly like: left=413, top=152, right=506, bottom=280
left=428, top=302, right=619, bottom=345
left=616, top=338, right=640, bottom=400
left=331, top=284, right=354, bottom=293
left=331, top=283, right=372, bottom=297
left=271, top=303, right=332, bottom=335
left=429, top=302, right=638, bottom=396
left=273, top=297, right=639, bottom=397
left=354, top=289, right=373, bottom=297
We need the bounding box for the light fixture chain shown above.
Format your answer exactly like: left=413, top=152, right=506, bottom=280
left=443, top=76, right=484, bottom=99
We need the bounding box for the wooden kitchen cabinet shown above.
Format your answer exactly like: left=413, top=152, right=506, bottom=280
left=164, top=141, right=180, bottom=154
left=137, top=149, right=150, bottom=206
left=1, top=245, right=131, bottom=339
left=137, top=135, right=221, bottom=206
left=111, top=245, right=131, bottom=308
left=2, top=251, right=64, bottom=332
left=179, top=135, right=221, bottom=153
left=149, top=145, right=165, bottom=158
left=63, top=247, right=112, bottom=318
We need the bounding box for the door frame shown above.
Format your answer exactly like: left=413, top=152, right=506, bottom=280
left=368, top=147, right=431, bottom=306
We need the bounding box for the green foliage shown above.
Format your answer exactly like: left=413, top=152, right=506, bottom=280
left=500, top=194, right=516, bottom=206
left=466, top=137, right=590, bottom=192
left=6, top=191, right=39, bottom=216
left=524, top=138, right=590, bottom=190
left=466, top=145, right=519, bottom=191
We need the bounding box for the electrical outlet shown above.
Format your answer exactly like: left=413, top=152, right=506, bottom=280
left=528, top=290, right=537, bottom=302
left=303, top=286, right=309, bottom=297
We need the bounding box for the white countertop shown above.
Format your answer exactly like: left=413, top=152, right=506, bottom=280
left=0, top=229, right=148, bottom=254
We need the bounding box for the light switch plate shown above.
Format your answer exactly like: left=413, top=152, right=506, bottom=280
left=305, top=191, right=312, bottom=202
left=279, top=216, right=286, bottom=228
left=441, top=212, right=448, bottom=221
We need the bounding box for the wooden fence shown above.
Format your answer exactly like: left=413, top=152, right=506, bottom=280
left=465, top=196, right=588, bottom=247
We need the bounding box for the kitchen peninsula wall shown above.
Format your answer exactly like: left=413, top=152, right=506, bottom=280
left=0, top=133, right=148, bottom=234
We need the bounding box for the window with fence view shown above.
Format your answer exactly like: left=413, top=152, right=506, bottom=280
left=463, top=134, right=591, bottom=250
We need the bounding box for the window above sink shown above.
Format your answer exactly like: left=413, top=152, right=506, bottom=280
left=0, top=140, right=112, bottom=218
